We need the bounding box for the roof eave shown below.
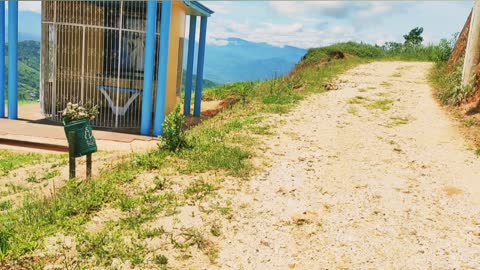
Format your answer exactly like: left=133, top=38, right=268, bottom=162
left=183, top=0, right=214, bottom=17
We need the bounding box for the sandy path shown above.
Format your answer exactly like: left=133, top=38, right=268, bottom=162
left=217, top=62, right=480, bottom=269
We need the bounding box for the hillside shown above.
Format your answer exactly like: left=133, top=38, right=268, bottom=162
left=181, top=71, right=218, bottom=91
left=5, top=40, right=40, bottom=101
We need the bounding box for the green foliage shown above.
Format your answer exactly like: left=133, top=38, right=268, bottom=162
left=429, top=62, right=474, bottom=106
left=184, top=179, right=215, bottom=201
left=403, top=27, right=424, bottom=47
left=0, top=230, right=10, bottom=260
left=182, top=71, right=219, bottom=92
left=0, top=201, right=12, bottom=211
left=161, top=105, right=188, bottom=152
left=431, top=38, right=455, bottom=63
left=238, top=82, right=255, bottom=105
left=154, top=254, right=168, bottom=267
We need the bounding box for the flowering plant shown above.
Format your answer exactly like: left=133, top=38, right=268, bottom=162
left=61, top=102, right=99, bottom=124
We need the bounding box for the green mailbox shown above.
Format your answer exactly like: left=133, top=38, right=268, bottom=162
left=64, top=118, right=97, bottom=157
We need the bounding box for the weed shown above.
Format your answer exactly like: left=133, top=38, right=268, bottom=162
left=153, top=176, right=168, bottom=191
left=391, top=72, right=402, bottom=78
left=476, top=149, right=480, bottom=157
left=358, top=88, right=368, bottom=92
left=367, top=99, right=394, bottom=111
left=429, top=62, right=476, bottom=105
left=42, top=170, right=60, bottom=181
left=210, top=222, right=222, bottom=237
left=347, top=107, right=359, bottom=116
left=153, top=254, right=168, bottom=267
left=161, top=105, right=188, bottom=152
left=386, top=116, right=410, bottom=128
left=348, top=96, right=368, bottom=104
left=464, top=118, right=480, bottom=128
left=25, top=174, right=40, bottom=183
left=238, top=82, right=255, bottom=105
left=184, top=179, right=215, bottom=201
left=139, top=227, right=165, bottom=239
left=380, top=81, right=393, bottom=88
left=0, top=201, right=12, bottom=211
left=0, top=230, right=10, bottom=260
left=118, top=196, right=138, bottom=211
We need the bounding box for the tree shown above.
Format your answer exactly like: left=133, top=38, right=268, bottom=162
left=403, top=27, right=424, bottom=47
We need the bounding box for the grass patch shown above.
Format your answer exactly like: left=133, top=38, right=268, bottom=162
left=347, top=107, right=359, bottom=116
left=0, top=201, right=12, bottom=211
left=348, top=96, right=368, bottom=104
left=385, top=116, right=410, bottom=128
left=464, top=118, right=480, bottom=128
left=367, top=99, right=394, bottom=111
left=0, top=151, right=41, bottom=176
left=391, top=72, right=402, bottom=78
left=380, top=81, right=393, bottom=88
left=0, top=150, right=66, bottom=176
left=429, top=62, right=475, bottom=106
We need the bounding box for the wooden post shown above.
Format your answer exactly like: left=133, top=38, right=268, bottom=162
left=86, top=153, right=92, bottom=179
left=463, top=1, right=480, bottom=87
left=68, top=131, right=76, bottom=179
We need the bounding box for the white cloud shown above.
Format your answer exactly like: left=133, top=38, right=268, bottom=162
left=204, top=1, right=231, bottom=15
left=358, top=2, right=393, bottom=18
left=269, top=1, right=396, bottom=19
left=270, top=2, right=346, bottom=16
left=18, top=1, right=41, bottom=13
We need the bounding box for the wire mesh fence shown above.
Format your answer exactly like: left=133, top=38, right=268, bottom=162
left=41, top=0, right=165, bottom=128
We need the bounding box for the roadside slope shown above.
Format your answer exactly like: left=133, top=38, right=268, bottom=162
left=217, top=61, right=480, bottom=268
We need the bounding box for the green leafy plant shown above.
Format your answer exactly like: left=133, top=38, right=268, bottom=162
left=161, top=105, right=188, bottom=152
left=0, top=230, right=10, bottom=260
left=236, top=82, right=255, bottom=105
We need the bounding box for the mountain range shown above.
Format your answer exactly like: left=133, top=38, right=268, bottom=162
left=185, top=38, right=306, bottom=84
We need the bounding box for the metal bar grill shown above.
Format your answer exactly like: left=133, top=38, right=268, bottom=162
left=41, top=0, right=161, bottom=129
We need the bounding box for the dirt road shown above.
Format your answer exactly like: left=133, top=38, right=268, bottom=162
left=217, top=62, right=480, bottom=269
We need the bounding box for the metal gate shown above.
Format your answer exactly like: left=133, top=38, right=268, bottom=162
left=41, top=1, right=163, bottom=128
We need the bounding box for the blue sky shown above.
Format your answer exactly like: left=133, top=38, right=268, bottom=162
left=15, top=1, right=474, bottom=49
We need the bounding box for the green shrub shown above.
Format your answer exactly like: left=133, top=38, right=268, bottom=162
left=161, top=105, right=188, bottom=152
left=429, top=61, right=476, bottom=105
left=431, top=38, right=455, bottom=63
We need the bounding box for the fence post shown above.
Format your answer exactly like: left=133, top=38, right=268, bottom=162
left=68, top=131, right=76, bottom=179
left=86, top=153, right=92, bottom=179
left=463, top=0, right=480, bottom=87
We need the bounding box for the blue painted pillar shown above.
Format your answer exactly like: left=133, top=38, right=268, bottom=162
left=140, top=0, right=158, bottom=135
left=0, top=1, right=5, bottom=118
left=184, top=16, right=197, bottom=116
left=194, top=16, right=207, bottom=117
left=8, top=0, right=18, bottom=119
left=153, top=0, right=172, bottom=137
